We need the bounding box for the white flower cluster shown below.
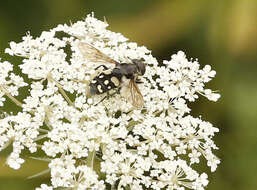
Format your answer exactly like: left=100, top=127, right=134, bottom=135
left=0, top=13, right=220, bottom=190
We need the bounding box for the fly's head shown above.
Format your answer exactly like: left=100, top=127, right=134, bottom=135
left=132, top=59, right=146, bottom=76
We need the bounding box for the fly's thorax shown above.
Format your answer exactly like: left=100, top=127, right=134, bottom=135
left=119, top=63, right=137, bottom=79
left=132, top=59, right=146, bottom=76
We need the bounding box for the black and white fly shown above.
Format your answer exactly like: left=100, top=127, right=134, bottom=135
left=78, top=42, right=146, bottom=109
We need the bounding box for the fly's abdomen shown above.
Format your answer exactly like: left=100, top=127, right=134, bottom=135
left=89, top=71, right=122, bottom=95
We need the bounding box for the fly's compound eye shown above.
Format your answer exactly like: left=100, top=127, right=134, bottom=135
left=132, top=59, right=146, bottom=75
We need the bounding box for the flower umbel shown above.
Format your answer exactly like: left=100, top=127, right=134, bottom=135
left=0, top=13, right=220, bottom=190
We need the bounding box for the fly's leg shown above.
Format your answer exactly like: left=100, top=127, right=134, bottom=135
left=135, top=77, right=143, bottom=84
left=95, top=65, right=108, bottom=71
left=95, top=87, right=121, bottom=106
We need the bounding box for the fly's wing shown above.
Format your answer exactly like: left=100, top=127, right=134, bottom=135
left=128, top=79, right=144, bottom=109
left=78, top=42, right=119, bottom=65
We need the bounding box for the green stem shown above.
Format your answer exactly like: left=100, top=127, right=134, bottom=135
left=86, top=150, right=96, bottom=170
left=38, top=128, right=50, bottom=133
left=0, top=85, right=23, bottom=107
left=47, top=75, right=74, bottom=107
left=33, top=134, right=48, bottom=141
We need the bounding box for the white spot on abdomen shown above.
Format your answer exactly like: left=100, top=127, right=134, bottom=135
left=104, top=80, right=109, bottom=85
left=111, top=77, right=120, bottom=87
left=97, top=85, right=103, bottom=93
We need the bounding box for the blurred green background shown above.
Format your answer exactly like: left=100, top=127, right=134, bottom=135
left=0, top=0, right=257, bottom=189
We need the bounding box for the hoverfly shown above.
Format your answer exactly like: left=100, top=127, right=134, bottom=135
left=78, top=42, right=145, bottom=109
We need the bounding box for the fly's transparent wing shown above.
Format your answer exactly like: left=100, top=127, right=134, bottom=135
left=78, top=42, right=119, bottom=65
left=128, top=79, right=144, bottom=109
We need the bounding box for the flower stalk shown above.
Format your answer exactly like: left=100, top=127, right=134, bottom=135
left=0, top=85, right=23, bottom=107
